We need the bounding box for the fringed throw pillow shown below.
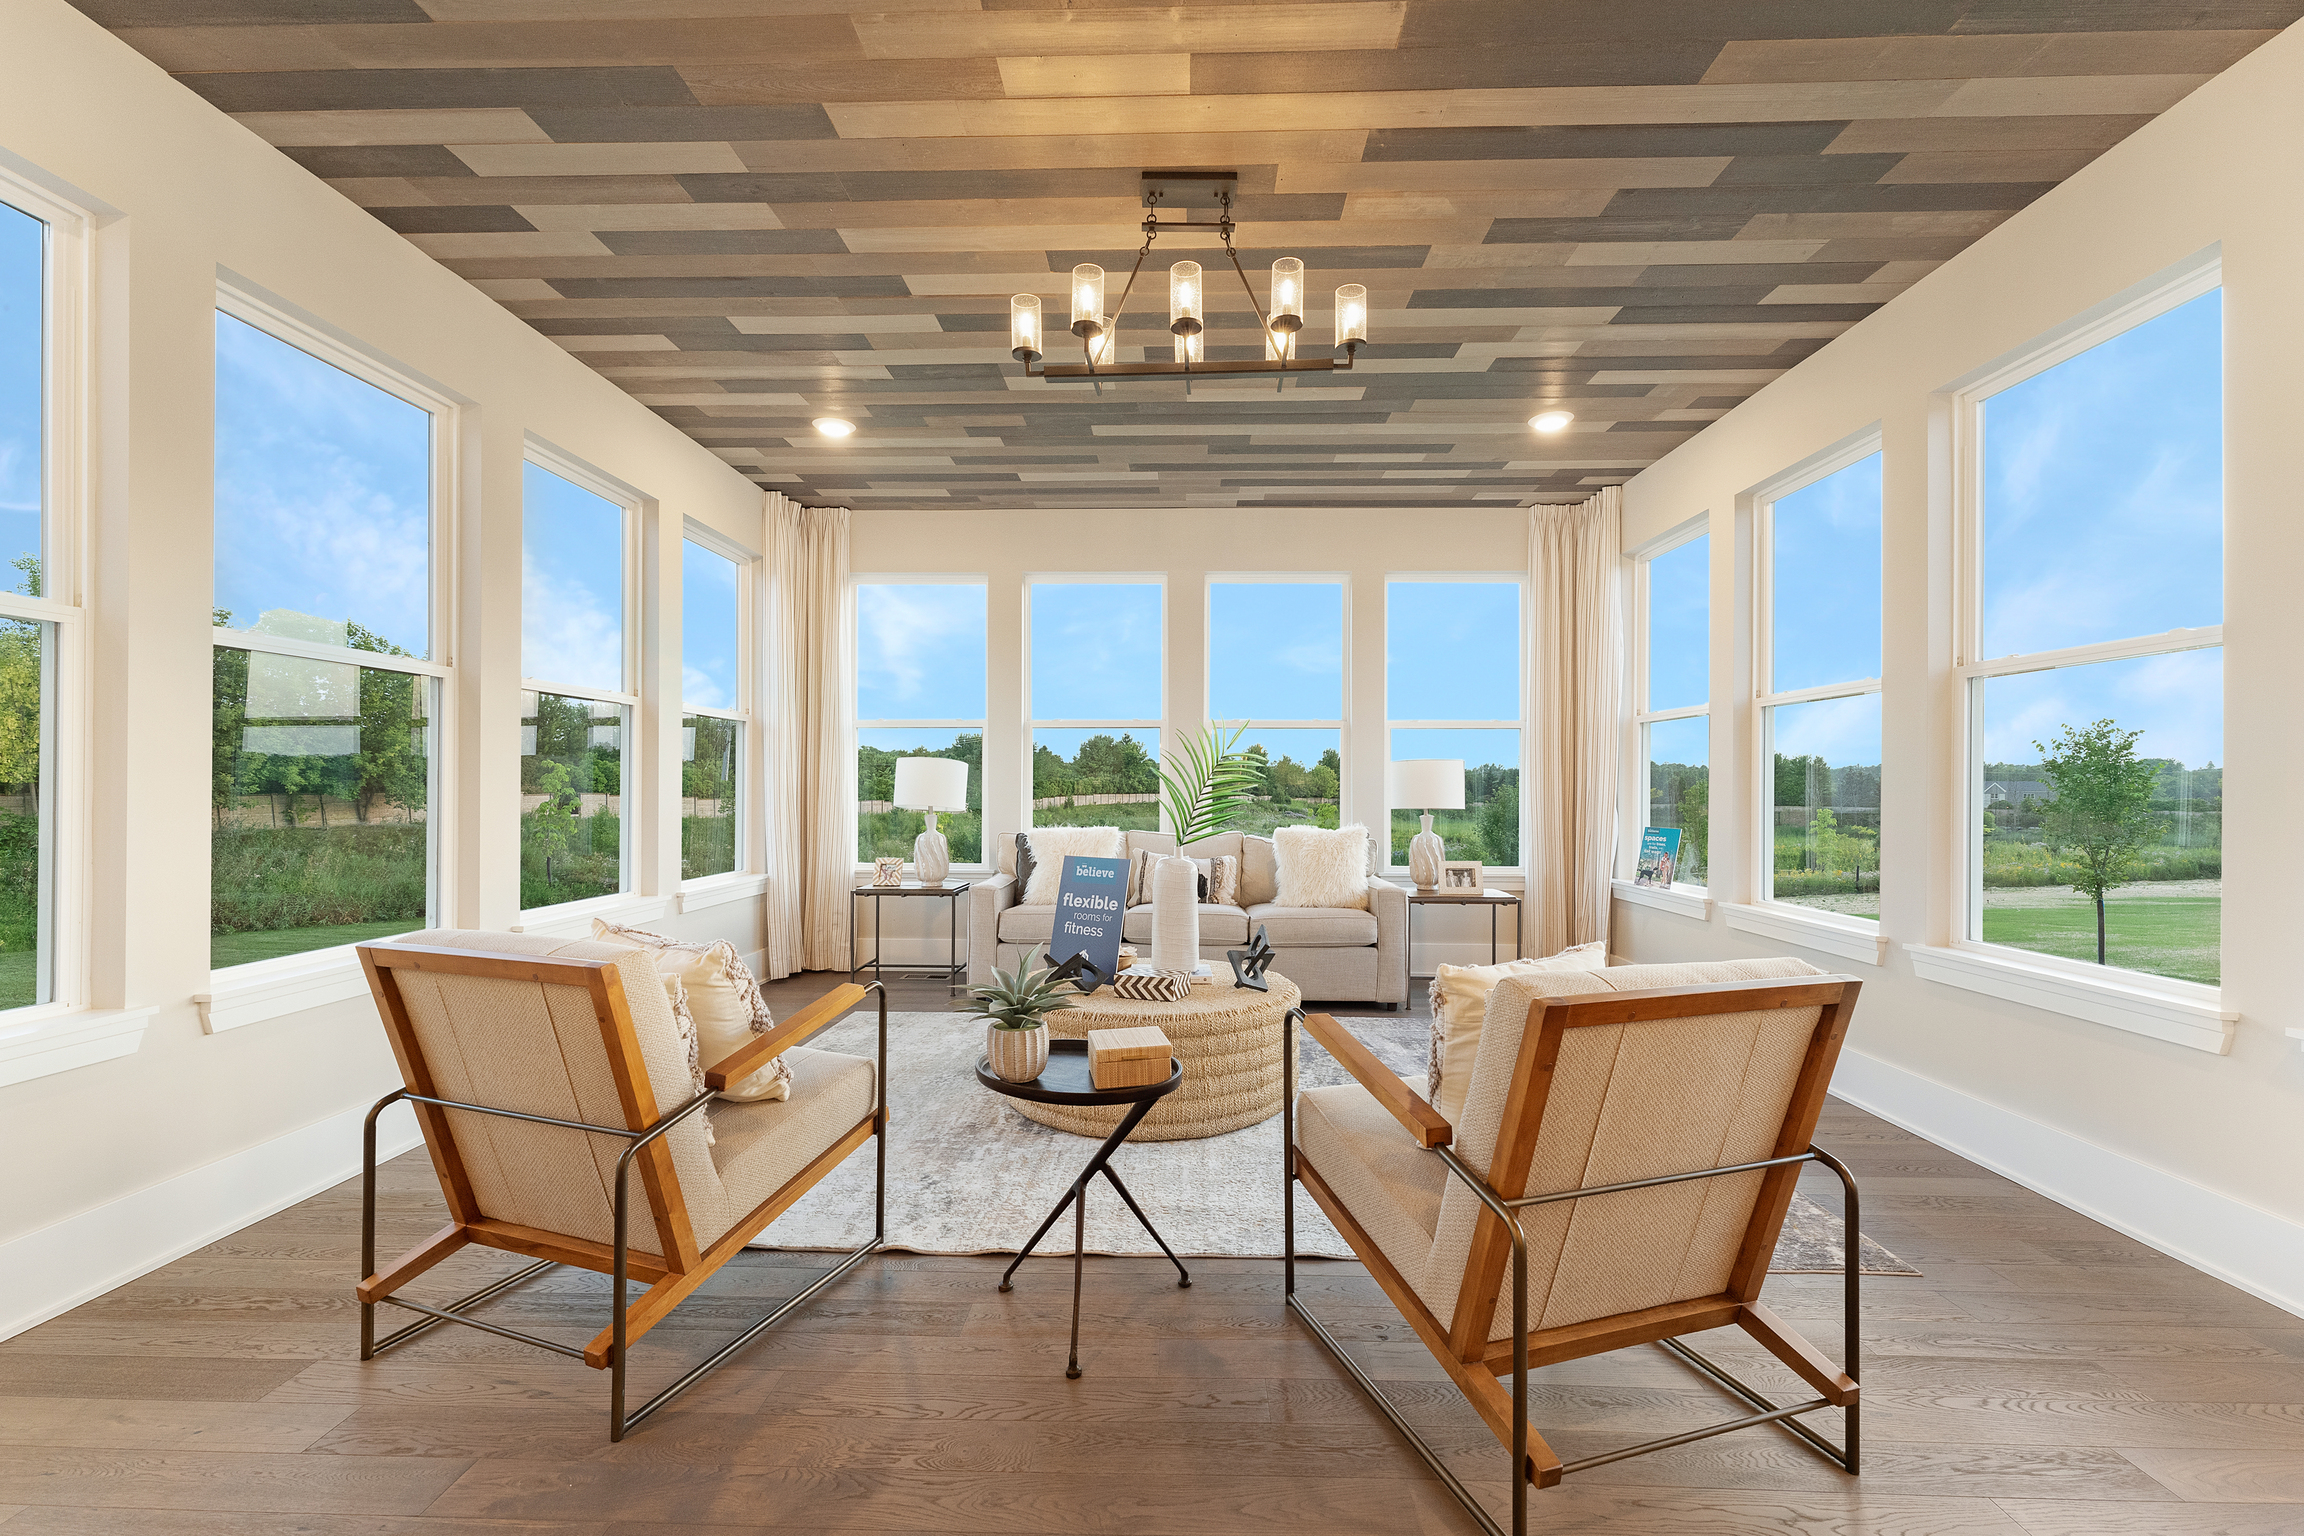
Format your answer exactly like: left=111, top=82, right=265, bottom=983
left=1426, top=942, right=1608, bottom=1123
left=591, top=920, right=793, bottom=1102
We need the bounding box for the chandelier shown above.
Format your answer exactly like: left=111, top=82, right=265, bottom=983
left=1008, top=172, right=1369, bottom=385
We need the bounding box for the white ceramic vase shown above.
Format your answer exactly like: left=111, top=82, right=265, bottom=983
left=987, top=1022, right=1049, bottom=1083
left=1408, top=812, right=1445, bottom=891
left=1150, top=853, right=1199, bottom=973
left=913, top=810, right=951, bottom=885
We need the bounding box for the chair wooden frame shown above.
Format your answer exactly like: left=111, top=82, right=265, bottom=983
left=353, top=943, right=889, bottom=1440
left=1281, top=975, right=1865, bottom=1536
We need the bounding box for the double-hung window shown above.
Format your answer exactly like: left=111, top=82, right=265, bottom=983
left=681, top=534, right=748, bottom=881
left=856, top=580, right=986, bottom=864
left=1386, top=578, right=1521, bottom=869
left=1960, top=273, right=2222, bottom=986
left=1756, top=444, right=1883, bottom=918
left=520, top=454, right=636, bottom=910
left=1030, top=578, right=1161, bottom=832
left=1210, top=578, right=1343, bottom=836
left=1632, top=529, right=1709, bottom=887
left=212, top=299, right=446, bottom=971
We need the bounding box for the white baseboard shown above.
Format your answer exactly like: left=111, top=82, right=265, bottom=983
left=1829, top=1048, right=2304, bottom=1319
left=0, top=1095, right=421, bottom=1343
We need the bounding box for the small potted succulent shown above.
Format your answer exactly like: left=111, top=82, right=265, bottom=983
left=966, top=945, right=1075, bottom=1083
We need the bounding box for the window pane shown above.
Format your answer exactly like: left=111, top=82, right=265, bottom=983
left=0, top=202, right=40, bottom=581
left=522, top=462, right=624, bottom=691
left=859, top=582, right=984, bottom=721
left=1031, top=582, right=1160, bottom=721
left=1212, top=581, right=1341, bottom=721
left=1767, top=694, right=1881, bottom=917
left=1032, top=728, right=1159, bottom=830
left=1217, top=726, right=1343, bottom=842
left=0, top=615, right=50, bottom=1007
left=521, top=690, right=626, bottom=907
left=1983, top=290, right=2221, bottom=656
left=214, top=313, right=431, bottom=658
left=1978, top=650, right=2220, bottom=985
left=1647, top=535, right=1709, bottom=713
left=1389, top=727, right=1517, bottom=866
left=212, top=647, right=431, bottom=968
left=859, top=728, right=982, bottom=864
left=1643, top=714, right=1708, bottom=887
left=682, top=541, right=740, bottom=711
left=1387, top=581, right=1518, bottom=720
left=682, top=715, right=739, bottom=879
left=1771, top=453, right=1881, bottom=692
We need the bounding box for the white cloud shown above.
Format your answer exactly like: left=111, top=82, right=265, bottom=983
left=522, top=548, right=623, bottom=691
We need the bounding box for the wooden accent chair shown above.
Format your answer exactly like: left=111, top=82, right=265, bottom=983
left=1285, top=957, right=1864, bottom=1536
left=353, top=931, right=887, bottom=1440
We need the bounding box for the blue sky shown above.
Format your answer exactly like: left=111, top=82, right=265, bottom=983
left=1388, top=579, right=1518, bottom=720
left=1771, top=693, right=1880, bottom=790
left=858, top=582, right=986, bottom=721
left=1212, top=580, right=1341, bottom=720
left=1390, top=727, right=1516, bottom=776
left=214, top=313, right=431, bottom=656
left=521, top=460, right=624, bottom=690
left=1983, top=648, right=2220, bottom=771
left=682, top=539, right=739, bottom=710
left=0, top=202, right=37, bottom=583
left=1645, top=713, right=1706, bottom=772
left=1647, top=535, right=1708, bottom=711
left=1773, top=451, right=1882, bottom=692
left=1033, top=580, right=1161, bottom=720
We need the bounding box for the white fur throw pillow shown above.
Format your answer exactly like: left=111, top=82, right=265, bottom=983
left=591, top=920, right=792, bottom=1102
left=1021, top=826, right=1124, bottom=905
left=1272, top=823, right=1373, bottom=910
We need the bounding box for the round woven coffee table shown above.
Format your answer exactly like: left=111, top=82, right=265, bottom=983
left=1009, top=972, right=1299, bottom=1142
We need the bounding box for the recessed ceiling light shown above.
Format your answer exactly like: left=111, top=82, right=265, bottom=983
left=813, top=417, right=855, bottom=437
left=1529, top=410, right=1574, bottom=433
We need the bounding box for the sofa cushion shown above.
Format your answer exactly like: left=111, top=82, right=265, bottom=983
left=1273, top=824, right=1373, bottom=910
left=1180, top=832, right=1245, bottom=861
left=705, top=1045, right=875, bottom=1222
left=1246, top=901, right=1377, bottom=947
left=1122, top=903, right=1248, bottom=945
left=1240, top=835, right=1279, bottom=906
left=1126, top=830, right=1178, bottom=861
left=997, top=904, right=1059, bottom=945
left=1020, top=826, right=1123, bottom=904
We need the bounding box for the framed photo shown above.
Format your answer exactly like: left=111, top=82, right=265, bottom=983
left=872, top=856, right=905, bottom=887
left=1441, top=860, right=1483, bottom=892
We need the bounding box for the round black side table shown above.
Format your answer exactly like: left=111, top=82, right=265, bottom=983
left=975, top=1038, right=1189, bottom=1379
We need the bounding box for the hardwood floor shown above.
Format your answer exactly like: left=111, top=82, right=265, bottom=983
left=2, top=972, right=2298, bottom=1534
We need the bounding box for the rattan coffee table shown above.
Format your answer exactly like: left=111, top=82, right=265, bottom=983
left=1009, top=971, right=1300, bottom=1142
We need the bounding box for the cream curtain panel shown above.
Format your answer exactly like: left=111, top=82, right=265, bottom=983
left=763, top=496, right=854, bottom=977
left=1526, top=487, right=1624, bottom=958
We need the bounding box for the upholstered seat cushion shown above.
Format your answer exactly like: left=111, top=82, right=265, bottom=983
left=996, top=904, right=1057, bottom=944
left=1123, top=903, right=1249, bottom=944
left=703, top=1045, right=876, bottom=1226
left=1246, top=901, right=1377, bottom=947
left=1296, top=1076, right=1445, bottom=1290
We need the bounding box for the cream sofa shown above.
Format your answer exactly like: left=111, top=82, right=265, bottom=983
left=968, top=828, right=1409, bottom=1008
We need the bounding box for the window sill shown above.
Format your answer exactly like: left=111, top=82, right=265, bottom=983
left=1612, top=879, right=1712, bottom=920
left=0, top=1005, right=160, bottom=1087
left=1909, top=943, right=2237, bottom=1055
left=2289, top=1028, right=2304, bottom=1054
left=196, top=958, right=374, bottom=1035
left=1722, top=902, right=1888, bottom=967
left=677, top=872, right=770, bottom=914
left=514, top=892, right=677, bottom=941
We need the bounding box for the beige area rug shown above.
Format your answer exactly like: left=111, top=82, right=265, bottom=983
left=763, top=1011, right=1917, bottom=1276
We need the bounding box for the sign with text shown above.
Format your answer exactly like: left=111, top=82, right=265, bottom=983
left=1634, top=826, right=1681, bottom=888
left=1049, top=854, right=1129, bottom=984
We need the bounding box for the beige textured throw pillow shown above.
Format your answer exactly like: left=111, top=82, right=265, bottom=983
left=591, top=920, right=792, bottom=1102
left=1020, top=826, right=1125, bottom=905
left=1272, top=823, right=1373, bottom=910
left=1426, top=942, right=1608, bottom=1124
left=1190, top=855, right=1241, bottom=908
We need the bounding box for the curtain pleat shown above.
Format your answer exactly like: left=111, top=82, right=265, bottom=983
left=1526, top=487, right=1624, bottom=958
left=763, top=496, right=854, bottom=977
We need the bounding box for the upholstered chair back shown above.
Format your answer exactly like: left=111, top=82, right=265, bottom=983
left=1415, top=957, right=1833, bottom=1340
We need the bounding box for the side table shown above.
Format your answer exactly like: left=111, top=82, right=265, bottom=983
left=849, top=881, right=970, bottom=994
left=975, top=1039, right=1189, bottom=1379
left=1406, top=887, right=1523, bottom=996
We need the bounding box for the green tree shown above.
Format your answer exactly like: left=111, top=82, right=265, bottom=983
left=1306, top=763, right=1338, bottom=802
left=1677, top=777, right=1708, bottom=881
left=1479, top=779, right=1519, bottom=866
left=529, top=760, right=579, bottom=888
left=2035, top=719, right=2164, bottom=966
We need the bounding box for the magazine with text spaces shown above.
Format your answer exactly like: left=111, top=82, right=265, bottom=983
left=1635, top=826, right=1681, bottom=888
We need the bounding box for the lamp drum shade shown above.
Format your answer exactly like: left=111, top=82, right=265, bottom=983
left=1388, top=759, right=1465, bottom=810
left=892, top=755, right=969, bottom=812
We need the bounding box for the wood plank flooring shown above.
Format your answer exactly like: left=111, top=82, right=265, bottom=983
left=0, top=971, right=2298, bottom=1534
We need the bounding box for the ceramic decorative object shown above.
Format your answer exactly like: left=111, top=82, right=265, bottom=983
left=964, top=945, right=1075, bottom=1084
left=1389, top=759, right=1464, bottom=892
left=1408, top=812, right=1445, bottom=891
left=914, top=822, right=951, bottom=885
left=986, top=1021, right=1050, bottom=1083
left=894, top=756, right=967, bottom=886
left=1150, top=853, right=1199, bottom=973
left=873, top=856, right=904, bottom=887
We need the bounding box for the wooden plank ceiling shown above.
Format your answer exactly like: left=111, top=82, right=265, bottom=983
left=76, top=1, right=2297, bottom=511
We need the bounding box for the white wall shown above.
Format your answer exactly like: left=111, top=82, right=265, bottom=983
left=0, top=0, right=772, bottom=1337
left=1615, top=23, right=2304, bottom=1313
left=849, top=506, right=1532, bottom=971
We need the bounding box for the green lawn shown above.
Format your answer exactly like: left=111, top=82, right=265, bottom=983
left=0, top=949, right=33, bottom=1010
left=212, top=919, right=419, bottom=970
left=1982, top=896, right=2220, bottom=986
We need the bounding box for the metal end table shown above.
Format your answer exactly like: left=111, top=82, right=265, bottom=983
left=849, top=880, right=970, bottom=994
left=975, top=1038, right=1188, bottom=1379
left=1406, top=886, right=1524, bottom=993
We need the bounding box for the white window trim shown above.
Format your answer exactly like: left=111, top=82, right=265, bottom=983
left=1028, top=573, right=1165, bottom=833
left=855, top=574, right=991, bottom=872
left=1207, top=573, right=1344, bottom=844
left=1612, top=878, right=1713, bottom=921
left=1945, top=251, right=2225, bottom=1018
left=679, top=524, right=754, bottom=883
left=208, top=283, right=461, bottom=997
left=1382, top=573, right=1526, bottom=876
left=1750, top=430, right=1885, bottom=927
left=1627, top=519, right=1709, bottom=892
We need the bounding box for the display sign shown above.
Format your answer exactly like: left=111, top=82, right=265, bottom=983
left=1049, top=854, right=1130, bottom=984
left=1634, top=826, right=1682, bottom=888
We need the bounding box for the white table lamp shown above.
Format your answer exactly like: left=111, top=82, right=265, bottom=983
left=893, top=756, right=970, bottom=885
left=1389, top=759, right=1465, bottom=891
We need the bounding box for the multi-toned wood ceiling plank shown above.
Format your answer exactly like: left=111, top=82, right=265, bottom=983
left=66, top=0, right=2300, bottom=508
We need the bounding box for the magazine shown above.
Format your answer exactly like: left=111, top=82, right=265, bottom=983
left=1634, top=826, right=1681, bottom=888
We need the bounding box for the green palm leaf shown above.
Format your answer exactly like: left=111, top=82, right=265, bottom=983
left=1160, top=723, right=1262, bottom=845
